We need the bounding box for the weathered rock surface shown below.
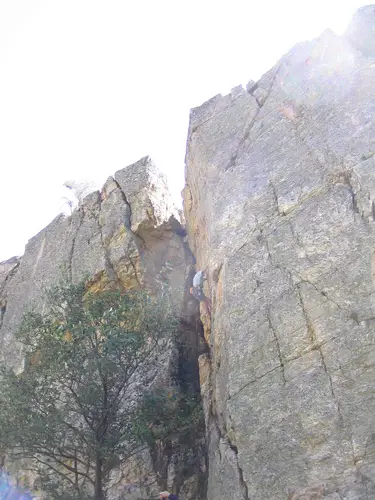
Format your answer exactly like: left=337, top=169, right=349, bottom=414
left=345, top=5, right=375, bottom=57
left=0, top=156, right=206, bottom=499
left=184, top=6, right=375, bottom=500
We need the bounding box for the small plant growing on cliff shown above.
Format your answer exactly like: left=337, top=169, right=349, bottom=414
left=0, top=281, right=187, bottom=500
left=62, top=180, right=95, bottom=213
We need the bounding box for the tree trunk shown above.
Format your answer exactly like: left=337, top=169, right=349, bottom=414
left=94, top=452, right=105, bottom=500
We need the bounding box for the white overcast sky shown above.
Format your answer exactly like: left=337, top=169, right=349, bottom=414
left=0, top=0, right=367, bottom=261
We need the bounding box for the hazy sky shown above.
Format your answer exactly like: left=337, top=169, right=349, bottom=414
left=0, top=0, right=367, bottom=261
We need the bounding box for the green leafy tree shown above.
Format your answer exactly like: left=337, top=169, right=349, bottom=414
left=0, top=281, right=181, bottom=500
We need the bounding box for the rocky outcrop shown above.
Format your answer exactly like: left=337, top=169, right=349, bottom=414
left=345, top=5, right=375, bottom=57
left=184, top=6, right=375, bottom=500
left=0, top=156, right=207, bottom=499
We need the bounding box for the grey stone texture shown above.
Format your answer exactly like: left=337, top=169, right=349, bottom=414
left=0, top=156, right=206, bottom=499
left=345, top=5, right=375, bottom=57
left=184, top=6, right=375, bottom=500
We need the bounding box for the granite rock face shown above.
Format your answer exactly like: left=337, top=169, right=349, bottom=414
left=184, top=6, right=375, bottom=500
left=345, top=4, right=375, bottom=57
left=0, top=156, right=206, bottom=499
left=0, top=157, right=181, bottom=365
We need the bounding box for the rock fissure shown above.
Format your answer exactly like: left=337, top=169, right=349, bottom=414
left=112, top=177, right=146, bottom=248
left=318, top=344, right=353, bottom=468
left=297, top=285, right=319, bottom=347
left=225, top=58, right=300, bottom=173
left=347, top=174, right=368, bottom=223
left=97, top=209, right=123, bottom=289
left=225, top=104, right=261, bottom=172
left=0, top=260, right=20, bottom=334
left=224, top=65, right=285, bottom=172
left=267, top=313, right=286, bottom=383
left=0, top=259, right=20, bottom=299
left=269, top=180, right=283, bottom=216
left=127, top=255, right=142, bottom=287
left=296, top=275, right=351, bottom=316
left=112, top=178, right=132, bottom=230
left=231, top=186, right=331, bottom=258
left=228, top=365, right=282, bottom=400
left=67, top=211, right=84, bottom=282
left=212, top=418, right=250, bottom=500
left=0, top=303, right=6, bottom=330
left=297, top=285, right=351, bottom=454
left=227, top=443, right=249, bottom=500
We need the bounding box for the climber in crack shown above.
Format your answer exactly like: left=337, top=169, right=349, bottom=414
left=190, top=268, right=212, bottom=315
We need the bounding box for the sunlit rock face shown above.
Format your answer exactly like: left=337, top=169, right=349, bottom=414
left=345, top=4, right=375, bottom=57
left=0, top=157, right=183, bottom=366
left=184, top=5, right=375, bottom=499
left=0, top=156, right=207, bottom=500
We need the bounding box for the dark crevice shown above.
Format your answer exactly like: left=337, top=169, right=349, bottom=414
left=297, top=285, right=349, bottom=455
left=297, top=285, right=318, bottom=347
left=297, top=274, right=350, bottom=316
left=211, top=419, right=249, bottom=500
left=127, top=256, right=142, bottom=287
left=0, top=258, right=20, bottom=299
left=328, top=169, right=370, bottom=223
left=67, top=211, right=84, bottom=282
left=177, top=264, right=209, bottom=392
left=319, top=346, right=344, bottom=423
left=149, top=440, right=174, bottom=493
left=225, top=108, right=261, bottom=172
left=206, top=331, right=249, bottom=500
left=228, top=442, right=249, bottom=500
left=269, top=180, right=282, bottom=216
left=161, top=248, right=208, bottom=499
left=0, top=259, right=18, bottom=333
left=0, top=302, right=6, bottom=330
left=112, top=177, right=146, bottom=248
left=350, top=186, right=360, bottom=215
left=267, top=313, right=286, bottom=384
left=246, top=80, right=258, bottom=94
left=225, top=62, right=286, bottom=172
left=111, top=178, right=132, bottom=230
left=97, top=179, right=147, bottom=288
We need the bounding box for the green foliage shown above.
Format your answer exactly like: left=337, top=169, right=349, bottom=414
left=0, top=281, right=181, bottom=500
left=134, top=388, right=204, bottom=446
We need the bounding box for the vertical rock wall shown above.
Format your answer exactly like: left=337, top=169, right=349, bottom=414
left=0, top=156, right=207, bottom=499
left=184, top=7, right=375, bottom=499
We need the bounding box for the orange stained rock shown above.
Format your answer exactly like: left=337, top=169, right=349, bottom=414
left=63, top=330, right=73, bottom=342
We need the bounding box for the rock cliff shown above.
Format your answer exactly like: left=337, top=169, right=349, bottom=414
left=184, top=5, right=375, bottom=500
left=2, top=6, right=375, bottom=499
left=0, top=156, right=207, bottom=499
